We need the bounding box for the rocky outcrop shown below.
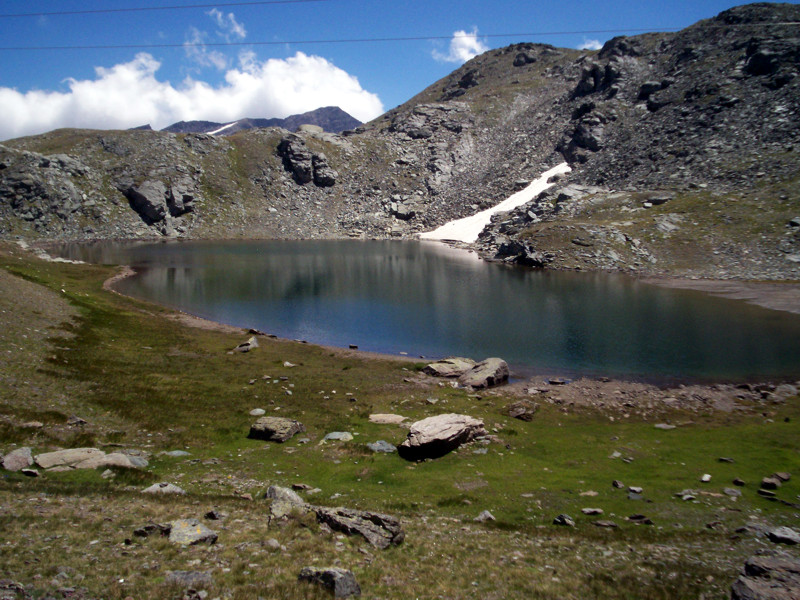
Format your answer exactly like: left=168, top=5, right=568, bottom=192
left=397, top=413, right=487, bottom=460
left=730, top=553, right=800, bottom=600
left=277, top=134, right=337, bottom=186
left=315, top=506, right=405, bottom=549
left=247, top=416, right=305, bottom=442
left=457, top=358, right=509, bottom=389
left=34, top=447, right=148, bottom=470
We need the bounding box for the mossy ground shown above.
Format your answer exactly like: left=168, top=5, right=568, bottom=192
left=0, top=242, right=798, bottom=599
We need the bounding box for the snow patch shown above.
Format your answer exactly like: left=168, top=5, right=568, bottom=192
left=419, top=163, right=571, bottom=244
left=208, top=121, right=240, bottom=136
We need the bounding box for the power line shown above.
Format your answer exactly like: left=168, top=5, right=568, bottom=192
left=0, top=0, right=329, bottom=18
left=0, top=22, right=798, bottom=51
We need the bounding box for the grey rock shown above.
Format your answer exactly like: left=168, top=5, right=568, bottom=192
left=507, top=400, right=538, bottom=421
left=162, top=450, right=191, bottom=457
left=133, top=522, right=171, bottom=538
left=265, top=485, right=305, bottom=506
left=298, top=567, right=361, bottom=598
left=165, top=571, right=213, bottom=589
left=143, top=482, right=186, bottom=495
left=34, top=448, right=105, bottom=470
left=581, top=507, right=604, bottom=515
left=247, top=417, right=305, bottom=442
left=234, top=336, right=259, bottom=353
left=314, top=506, right=404, bottom=549
left=2, top=447, right=33, bottom=472
left=457, top=358, right=509, bottom=389
left=553, top=514, right=575, bottom=527
left=774, top=472, right=791, bottom=482
left=593, top=520, right=618, bottom=528
left=654, top=423, right=676, bottom=430
left=761, top=476, right=782, bottom=490
left=249, top=408, right=266, bottom=416
left=368, top=414, right=407, bottom=425
left=168, top=519, right=218, bottom=545
left=724, top=487, right=743, bottom=497
left=125, top=180, right=168, bottom=222
left=474, top=510, right=496, bottom=522
left=398, top=413, right=487, bottom=460
left=768, top=527, right=800, bottom=545
left=422, top=357, right=476, bottom=377
left=366, top=440, right=397, bottom=453
left=322, top=431, right=354, bottom=443
left=20, top=468, right=39, bottom=477
left=731, top=554, right=800, bottom=600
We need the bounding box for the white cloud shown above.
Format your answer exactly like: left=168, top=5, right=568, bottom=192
left=432, top=27, right=489, bottom=64
left=207, top=9, right=246, bottom=40
left=0, top=52, right=384, bottom=140
left=184, top=27, right=229, bottom=70
left=578, top=38, right=603, bottom=51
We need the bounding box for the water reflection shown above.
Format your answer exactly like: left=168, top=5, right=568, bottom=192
left=54, top=239, right=800, bottom=380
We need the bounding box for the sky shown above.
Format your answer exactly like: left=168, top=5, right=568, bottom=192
left=0, top=0, right=796, bottom=141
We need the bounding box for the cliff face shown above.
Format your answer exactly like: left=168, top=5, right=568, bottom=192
left=1, top=3, right=799, bottom=280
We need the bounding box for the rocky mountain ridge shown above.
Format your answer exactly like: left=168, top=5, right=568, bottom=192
left=1, top=2, right=799, bottom=280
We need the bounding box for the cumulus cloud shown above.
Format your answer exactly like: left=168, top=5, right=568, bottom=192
left=432, top=27, right=489, bottom=64
left=578, top=38, right=603, bottom=51
left=0, top=52, right=384, bottom=140
left=207, top=9, right=247, bottom=40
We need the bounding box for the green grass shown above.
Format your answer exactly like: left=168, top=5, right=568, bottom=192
left=0, top=242, right=798, bottom=599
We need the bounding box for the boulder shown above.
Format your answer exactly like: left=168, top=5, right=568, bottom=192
left=125, top=180, right=168, bottom=222
left=422, top=357, right=476, bottom=378
left=298, top=567, right=361, bottom=598
left=265, top=485, right=305, bottom=506
left=247, top=417, right=305, bottom=442
left=322, top=432, right=353, bottom=443
left=368, top=414, right=407, bottom=425
left=768, top=527, right=800, bottom=545
left=34, top=448, right=105, bottom=470
left=312, top=154, right=337, bottom=187
left=277, top=134, right=314, bottom=184
left=553, top=514, right=575, bottom=527
left=2, top=447, right=33, bottom=471
left=167, top=177, right=196, bottom=216
left=168, top=519, right=218, bottom=545
left=314, top=506, right=404, bottom=549
left=367, top=440, right=397, bottom=453
left=397, top=413, right=486, bottom=460
left=731, top=554, right=800, bottom=600
left=457, top=358, right=509, bottom=389
left=234, top=336, right=259, bottom=352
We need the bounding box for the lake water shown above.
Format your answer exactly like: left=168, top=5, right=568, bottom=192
left=53, top=239, right=800, bottom=381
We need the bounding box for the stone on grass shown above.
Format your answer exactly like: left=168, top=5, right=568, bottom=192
left=322, top=432, right=354, bottom=443
left=165, top=571, right=213, bottom=589
left=247, top=417, right=305, bottom=442
left=368, top=414, right=407, bottom=425
left=162, top=450, right=191, bottom=457
left=654, top=423, right=676, bottom=430
left=593, top=520, right=618, bottom=528
left=700, top=474, right=712, bottom=483
left=507, top=400, right=538, bottom=421
left=553, top=514, right=575, bottom=527
left=731, top=554, right=800, bottom=600
left=168, top=519, right=217, bottom=545
left=234, top=336, right=259, bottom=352
left=397, top=413, right=486, bottom=460
left=774, top=472, right=791, bottom=482
left=32, top=448, right=147, bottom=471
left=582, top=507, right=604, bottom=515
left=143, top=482, right=186, bottom=495
left=314, top=506, right=404, bottom=549
left=422, top=357, right=476, bottom=378
left=724, top=487, right=743, bottom=497
left=266, top=485, right=305, bottom=506
left=2, top=447, right=33, bottom=471
left=768, top=527, right=800, bottom=545
left=457, top=358, right=509, bottom=389
left=367, top=440, right=396, bottom=453
left=474, top=510, right=496, bottom=522
left=761, top=476, right=782, bottom=490
left=249, top=408, right=266, bottom=416
left=298, top=567, right=361, bottom=598
left=21, top=468, right=39, bottom=477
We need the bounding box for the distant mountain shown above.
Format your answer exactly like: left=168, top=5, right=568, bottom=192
left=161, top=107, right=362, bottom=136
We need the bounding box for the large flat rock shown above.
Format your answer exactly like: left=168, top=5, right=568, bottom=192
left=422, top=357, right=476, bottom=377
left=397, top=413, right=486, bottom=460
left=457, top=358, right=509, bottom=389
left=247, top=417, right=305, bottom=442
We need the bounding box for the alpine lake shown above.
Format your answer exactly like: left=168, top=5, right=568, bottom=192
left=53, top=239, right=800, bottom=382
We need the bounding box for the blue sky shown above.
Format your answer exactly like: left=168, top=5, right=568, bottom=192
left=0, top=0, right=794, bottom=140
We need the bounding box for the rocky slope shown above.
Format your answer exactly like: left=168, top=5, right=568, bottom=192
left=1, top=3, right=799, bottom=280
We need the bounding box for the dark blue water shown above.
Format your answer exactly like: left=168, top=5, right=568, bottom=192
left=54, top=239, right=800, bottom=381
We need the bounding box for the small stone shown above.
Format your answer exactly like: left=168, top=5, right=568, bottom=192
left=321, top=432, right=354, bottom=443
left=165, top=571, right=213, bottom=589
left=368, top=414, right=407, bottom=425
left=612, top=480, right=624, bottom=489
left=654, top=423, right=676, bottom=430
left=204, top=510, right=224, bottom=520
left=700, top=474, right=712, bottom=483
left=298, top=567, right=361, bottom=598
left=474, top=510, right=496, bottom=522
left=21, top=468, right=39, bottom=477
left=249, top=408, right=266, bottom=416
left=761, top=476, right=782, bottom=490
left=2, top=447, right=33, bottom=471
left=367, top=440, right=397, bottom=453
left=724, top=487, right=742, bottom=497
left=774, top=472, right=791, bottom=482
left=757, top=488, right=776, bottom=498
left=718, top=457, right=735, bottom=463
left=143, top=482, right=186, bottom=495
left=161, top=450, right=191, bottom=457
left=168, top=519, right=218, bottom=545
left=581, top=508, right=603, bottom=515
left=593, top=520, right=618, bottom=528
left=553, top=514, right=575, bottom=527
left=733, top=477, right=745, bottom=486
left=628, top=486, right=643, bottom=494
